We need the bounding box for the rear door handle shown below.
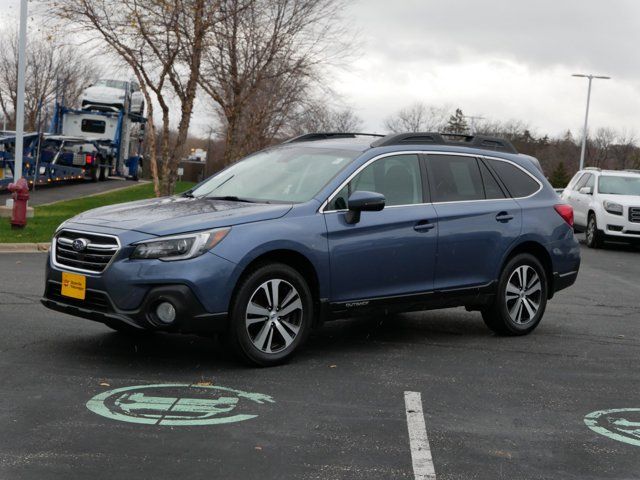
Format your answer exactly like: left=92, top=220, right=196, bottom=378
left=496, top=212, right=514, bottom=223
left=414, top=220, right=435, bottom=232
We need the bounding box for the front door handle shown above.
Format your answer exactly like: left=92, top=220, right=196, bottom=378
left=496, top=212, right=514, bottom=223
left=414, top=220, right=435, bottom=232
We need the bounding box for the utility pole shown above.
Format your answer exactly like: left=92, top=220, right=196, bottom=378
left=13, top=0, right=28, bottom=181
left=572, top=73, right=611, bottom=171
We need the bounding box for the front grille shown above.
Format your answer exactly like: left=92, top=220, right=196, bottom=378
left=630, top=207, right=640, bottom=223
left=45, top=281, right=112, bottom=312
left=54, top=230, right=119, bottom=273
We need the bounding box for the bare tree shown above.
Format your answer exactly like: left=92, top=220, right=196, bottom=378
left=287, top=103, right=362, bottom=136
left=610, top=129, right=638, bottom=170
left=0, top=30, right=97, bottom=131
left=589, top=127, right=616, bottom=168
left=47, top=0, right=220, bottom=196
left=383, top=103, right=449, bottom=133
left=199, top=0, right=349, bottom=165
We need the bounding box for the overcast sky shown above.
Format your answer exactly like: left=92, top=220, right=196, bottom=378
left=1, top=0, right=639, bottom=138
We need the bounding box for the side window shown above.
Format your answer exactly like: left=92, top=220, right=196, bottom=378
left=327, top=154, right=423, bottom=209
left=479, top=160, right=506, bottom=199
left=584, top=174, right=595, bottom=191
left=81, top=119, right=106, bottom=134
left=567, top=172, right=585, bottom=190
left=485, top=159, right=540, bottom=198
left=428, top=155, right=484, bottom=202
left=573, top=173, right=589, bottom=191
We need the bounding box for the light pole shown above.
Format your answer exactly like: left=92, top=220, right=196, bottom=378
left=572, top=73, right=611, bottom=171
left=13, top=0, right=28, bottom=181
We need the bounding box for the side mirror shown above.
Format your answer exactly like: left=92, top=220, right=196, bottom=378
left=345, top=190, right=385, bottom=224
left=579, top=186, right=593, bottom=195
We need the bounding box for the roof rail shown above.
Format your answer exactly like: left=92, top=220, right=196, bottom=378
left=283, top=132, right=385, bottom=144
left=624, top=169, right=640, bottom=173
left=584, top=167, right=601, bottom=171
left=371, top=132, right=518, bottom=154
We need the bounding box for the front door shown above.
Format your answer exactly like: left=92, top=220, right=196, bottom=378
left=324, top=154, right=438, bottom=302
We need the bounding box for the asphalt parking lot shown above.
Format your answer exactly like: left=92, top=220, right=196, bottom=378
left=0, top=177, right=138, bottom=206
left=1, top=237, right=639, bottom=480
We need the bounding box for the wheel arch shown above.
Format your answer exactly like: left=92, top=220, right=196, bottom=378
left=501, top=240, right=555, bottom=299
left=231, top=249, right=322, bottom=324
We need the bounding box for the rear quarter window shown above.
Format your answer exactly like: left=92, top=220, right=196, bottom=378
left=486, top=159, right=540, bottom=198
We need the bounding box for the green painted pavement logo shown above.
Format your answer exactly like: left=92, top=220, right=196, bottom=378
left=87, top=383, right=274, bottom=426
left=584, top=408, right=640, bottom=447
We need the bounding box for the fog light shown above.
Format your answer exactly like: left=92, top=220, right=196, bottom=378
left=155, top=301, right=176, bottom=324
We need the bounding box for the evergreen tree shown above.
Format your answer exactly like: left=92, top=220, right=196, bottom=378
left=549, top=161, right=571, bottom=188
left=445, top=108, right=469, bottom=134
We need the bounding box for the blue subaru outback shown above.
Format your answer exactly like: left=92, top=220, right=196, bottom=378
left=42, top=132, right=580, bottom=366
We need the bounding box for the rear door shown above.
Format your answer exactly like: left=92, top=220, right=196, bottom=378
left=426, top=154, right=522, bottom=290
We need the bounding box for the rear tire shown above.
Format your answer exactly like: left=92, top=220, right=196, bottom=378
left=482, top=253, right=548, bottom=336
left=227, top=263, right=313, bottom=367
left=586, top=214, right=604, bottom=248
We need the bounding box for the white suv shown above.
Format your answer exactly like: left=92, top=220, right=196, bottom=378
left=561, top=168, right=640, bottom=248
left=81, top=79, right=144, bottom=115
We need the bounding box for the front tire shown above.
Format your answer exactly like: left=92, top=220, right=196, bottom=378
left=586, top=214, right=604, bottom=248
left=227, top=263, right=313, bottom=366
left=482, top=253, right=548, bottom=336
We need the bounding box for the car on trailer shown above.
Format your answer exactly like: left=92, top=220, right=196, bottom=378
left=81, top=79, right=144, bottom=115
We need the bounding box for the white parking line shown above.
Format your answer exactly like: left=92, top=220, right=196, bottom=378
left=404, top=391, right=436, bottom=480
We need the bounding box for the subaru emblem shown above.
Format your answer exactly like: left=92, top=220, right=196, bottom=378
left=72, top=238, right=89, bottom=252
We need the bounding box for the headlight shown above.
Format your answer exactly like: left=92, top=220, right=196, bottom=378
left=603, top=200, right=623, bottom=215
left=130, top=227, right=230, bottom=261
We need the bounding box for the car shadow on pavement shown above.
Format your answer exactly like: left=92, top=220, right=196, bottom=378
left=47, top=309, right=492, bottom=370
left=576, top=233, right=640, bottom=252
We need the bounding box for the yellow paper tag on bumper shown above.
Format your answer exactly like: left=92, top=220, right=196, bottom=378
left=61, top=272, right=86, bottom=300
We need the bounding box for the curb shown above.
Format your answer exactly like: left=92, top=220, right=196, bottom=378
left=0, top=242, right=50, bottom=253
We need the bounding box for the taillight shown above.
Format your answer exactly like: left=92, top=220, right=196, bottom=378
left=85, top=154, right=93, bottom=165
left=554, top=204, right=574, bottom=227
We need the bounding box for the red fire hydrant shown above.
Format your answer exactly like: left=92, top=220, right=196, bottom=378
left=8, top=177, right=30, bottom=229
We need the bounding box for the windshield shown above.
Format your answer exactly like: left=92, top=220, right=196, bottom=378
left=190, top=147, right=359, bottom=203
left=94, top=79, right=128, bottom=90
left=598, top=175, right=640, bottom=195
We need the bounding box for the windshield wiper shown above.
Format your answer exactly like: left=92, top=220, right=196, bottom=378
left=206, top=195, right=257, bottom=203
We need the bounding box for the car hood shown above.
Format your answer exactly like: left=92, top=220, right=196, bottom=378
left=83, top=86, right=124, bottom=98
left=69, top=196, right=293, bottom=236
left=598, top=194, right=640, bottom=206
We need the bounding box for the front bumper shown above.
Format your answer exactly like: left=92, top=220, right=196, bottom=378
left=601, top=210, right=640, bottom=240
left=42, top=281, right=228, bottom=334
left=43, top=226, right=240, bottom=334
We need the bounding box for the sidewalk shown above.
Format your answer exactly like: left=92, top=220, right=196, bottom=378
left=1, top=177, right=149, bottom=207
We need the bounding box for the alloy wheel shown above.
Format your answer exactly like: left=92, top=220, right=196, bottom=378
left=505, top=265, right=542, bottom=325
left=245, top=279, right=303, bottom=354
